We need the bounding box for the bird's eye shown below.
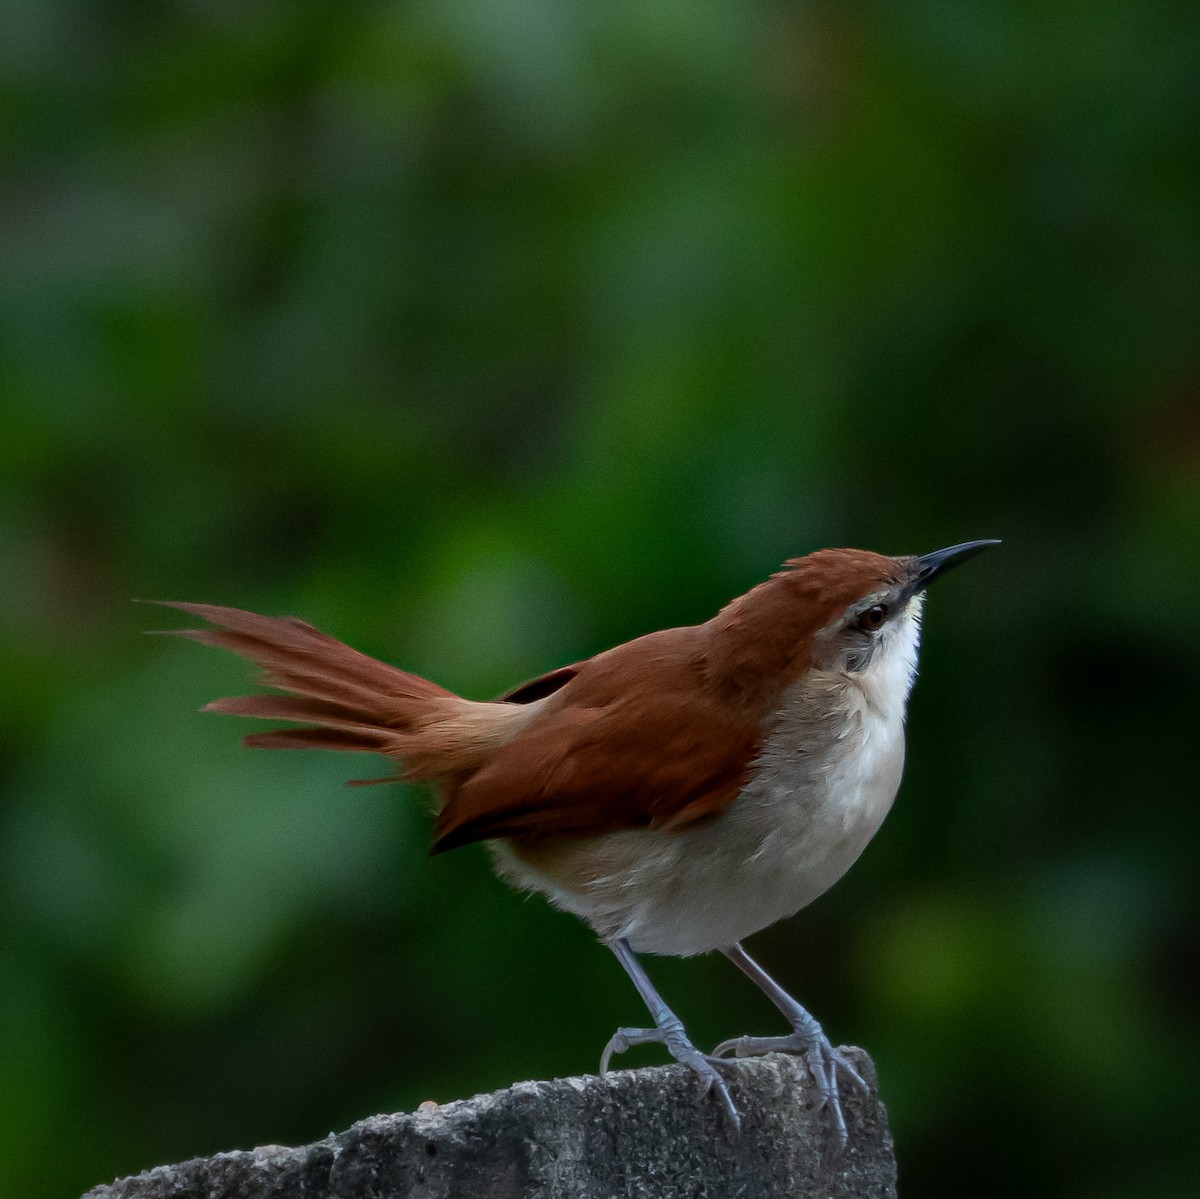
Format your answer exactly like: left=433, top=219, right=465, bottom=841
left=857, top=604, right=887, bottom=632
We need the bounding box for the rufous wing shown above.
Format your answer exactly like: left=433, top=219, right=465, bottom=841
left=433, top=627, right=763, bottom=852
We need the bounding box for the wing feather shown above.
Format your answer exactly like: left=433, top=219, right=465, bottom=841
left=433, top=627, right=762, bottom=852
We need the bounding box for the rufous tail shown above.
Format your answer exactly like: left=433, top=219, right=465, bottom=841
left=156, top=602, right=537, bottom=783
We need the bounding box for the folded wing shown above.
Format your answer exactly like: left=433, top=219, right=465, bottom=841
left=434, top=627, right=763, bottom=851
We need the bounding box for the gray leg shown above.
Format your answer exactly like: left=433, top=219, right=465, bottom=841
left=601, top=936, right=741, bottom=1135
left=713, top=942, right=867, bottom=1147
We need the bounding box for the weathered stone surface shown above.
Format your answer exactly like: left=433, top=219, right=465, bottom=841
left=83, top=1051, right=896, bottom=1199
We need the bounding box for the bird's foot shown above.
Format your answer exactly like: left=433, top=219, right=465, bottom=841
left=601, top=1017, right=741, bottom=1137
left=713, top=1017, right=867, bottom=1148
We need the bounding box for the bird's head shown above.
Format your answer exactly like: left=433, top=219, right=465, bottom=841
left=795, top=540, right=1000, bottom=686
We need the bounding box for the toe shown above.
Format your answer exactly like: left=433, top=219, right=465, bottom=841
left=599, top=1027, right=641, bottom=1074
left=712, top=1076, right=742, bottom=1140
left=692, top=1061, right=741, bottom=1139
left=831, top=1050, right=869, bottom=1094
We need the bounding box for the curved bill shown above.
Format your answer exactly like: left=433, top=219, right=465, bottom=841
left=901, top=539, right=1001, bottom=601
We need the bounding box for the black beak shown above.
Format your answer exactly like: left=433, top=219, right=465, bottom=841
left=900, top=539, right=1000, bottom=602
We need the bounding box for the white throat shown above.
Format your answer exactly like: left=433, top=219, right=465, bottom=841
left=854, top=593, right=924, bottom=718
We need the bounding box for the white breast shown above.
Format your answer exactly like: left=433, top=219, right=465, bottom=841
left=493, top=603, right=924, bottom=957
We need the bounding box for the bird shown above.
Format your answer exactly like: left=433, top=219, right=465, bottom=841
left=157, top=538, right=997, bottom=1143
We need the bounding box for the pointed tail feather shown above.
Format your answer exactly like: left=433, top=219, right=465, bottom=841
left=154, top=602, right=540, bottom=783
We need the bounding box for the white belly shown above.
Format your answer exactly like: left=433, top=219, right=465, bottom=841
left=492, top=606, right=922, bottom=956
left=493, top=677, right=905, bottom=956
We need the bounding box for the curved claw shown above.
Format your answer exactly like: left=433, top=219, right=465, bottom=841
left=683, top=1051, right=742, bottom=1139
left=711, top=1031, right=867, bottom=1150
left=703, top=1069, right=742, bottom=1140
left=599, top=1027, right=639, bottom=1076
left=712, top=1033, right=761, bottom=1059
left=827, top=1046, right=869, bottom=1095
left=600, top=1022, right=742, bottom=1139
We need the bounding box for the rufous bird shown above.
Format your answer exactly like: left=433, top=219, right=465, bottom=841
left=158, top=539, right=998, bottom=1142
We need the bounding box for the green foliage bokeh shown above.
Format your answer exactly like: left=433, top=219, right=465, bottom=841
left=2, top=2, right=1198, bottom=1196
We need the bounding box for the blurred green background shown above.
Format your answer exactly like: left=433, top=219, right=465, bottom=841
left=2, top=2, right=1198, bottom=1196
